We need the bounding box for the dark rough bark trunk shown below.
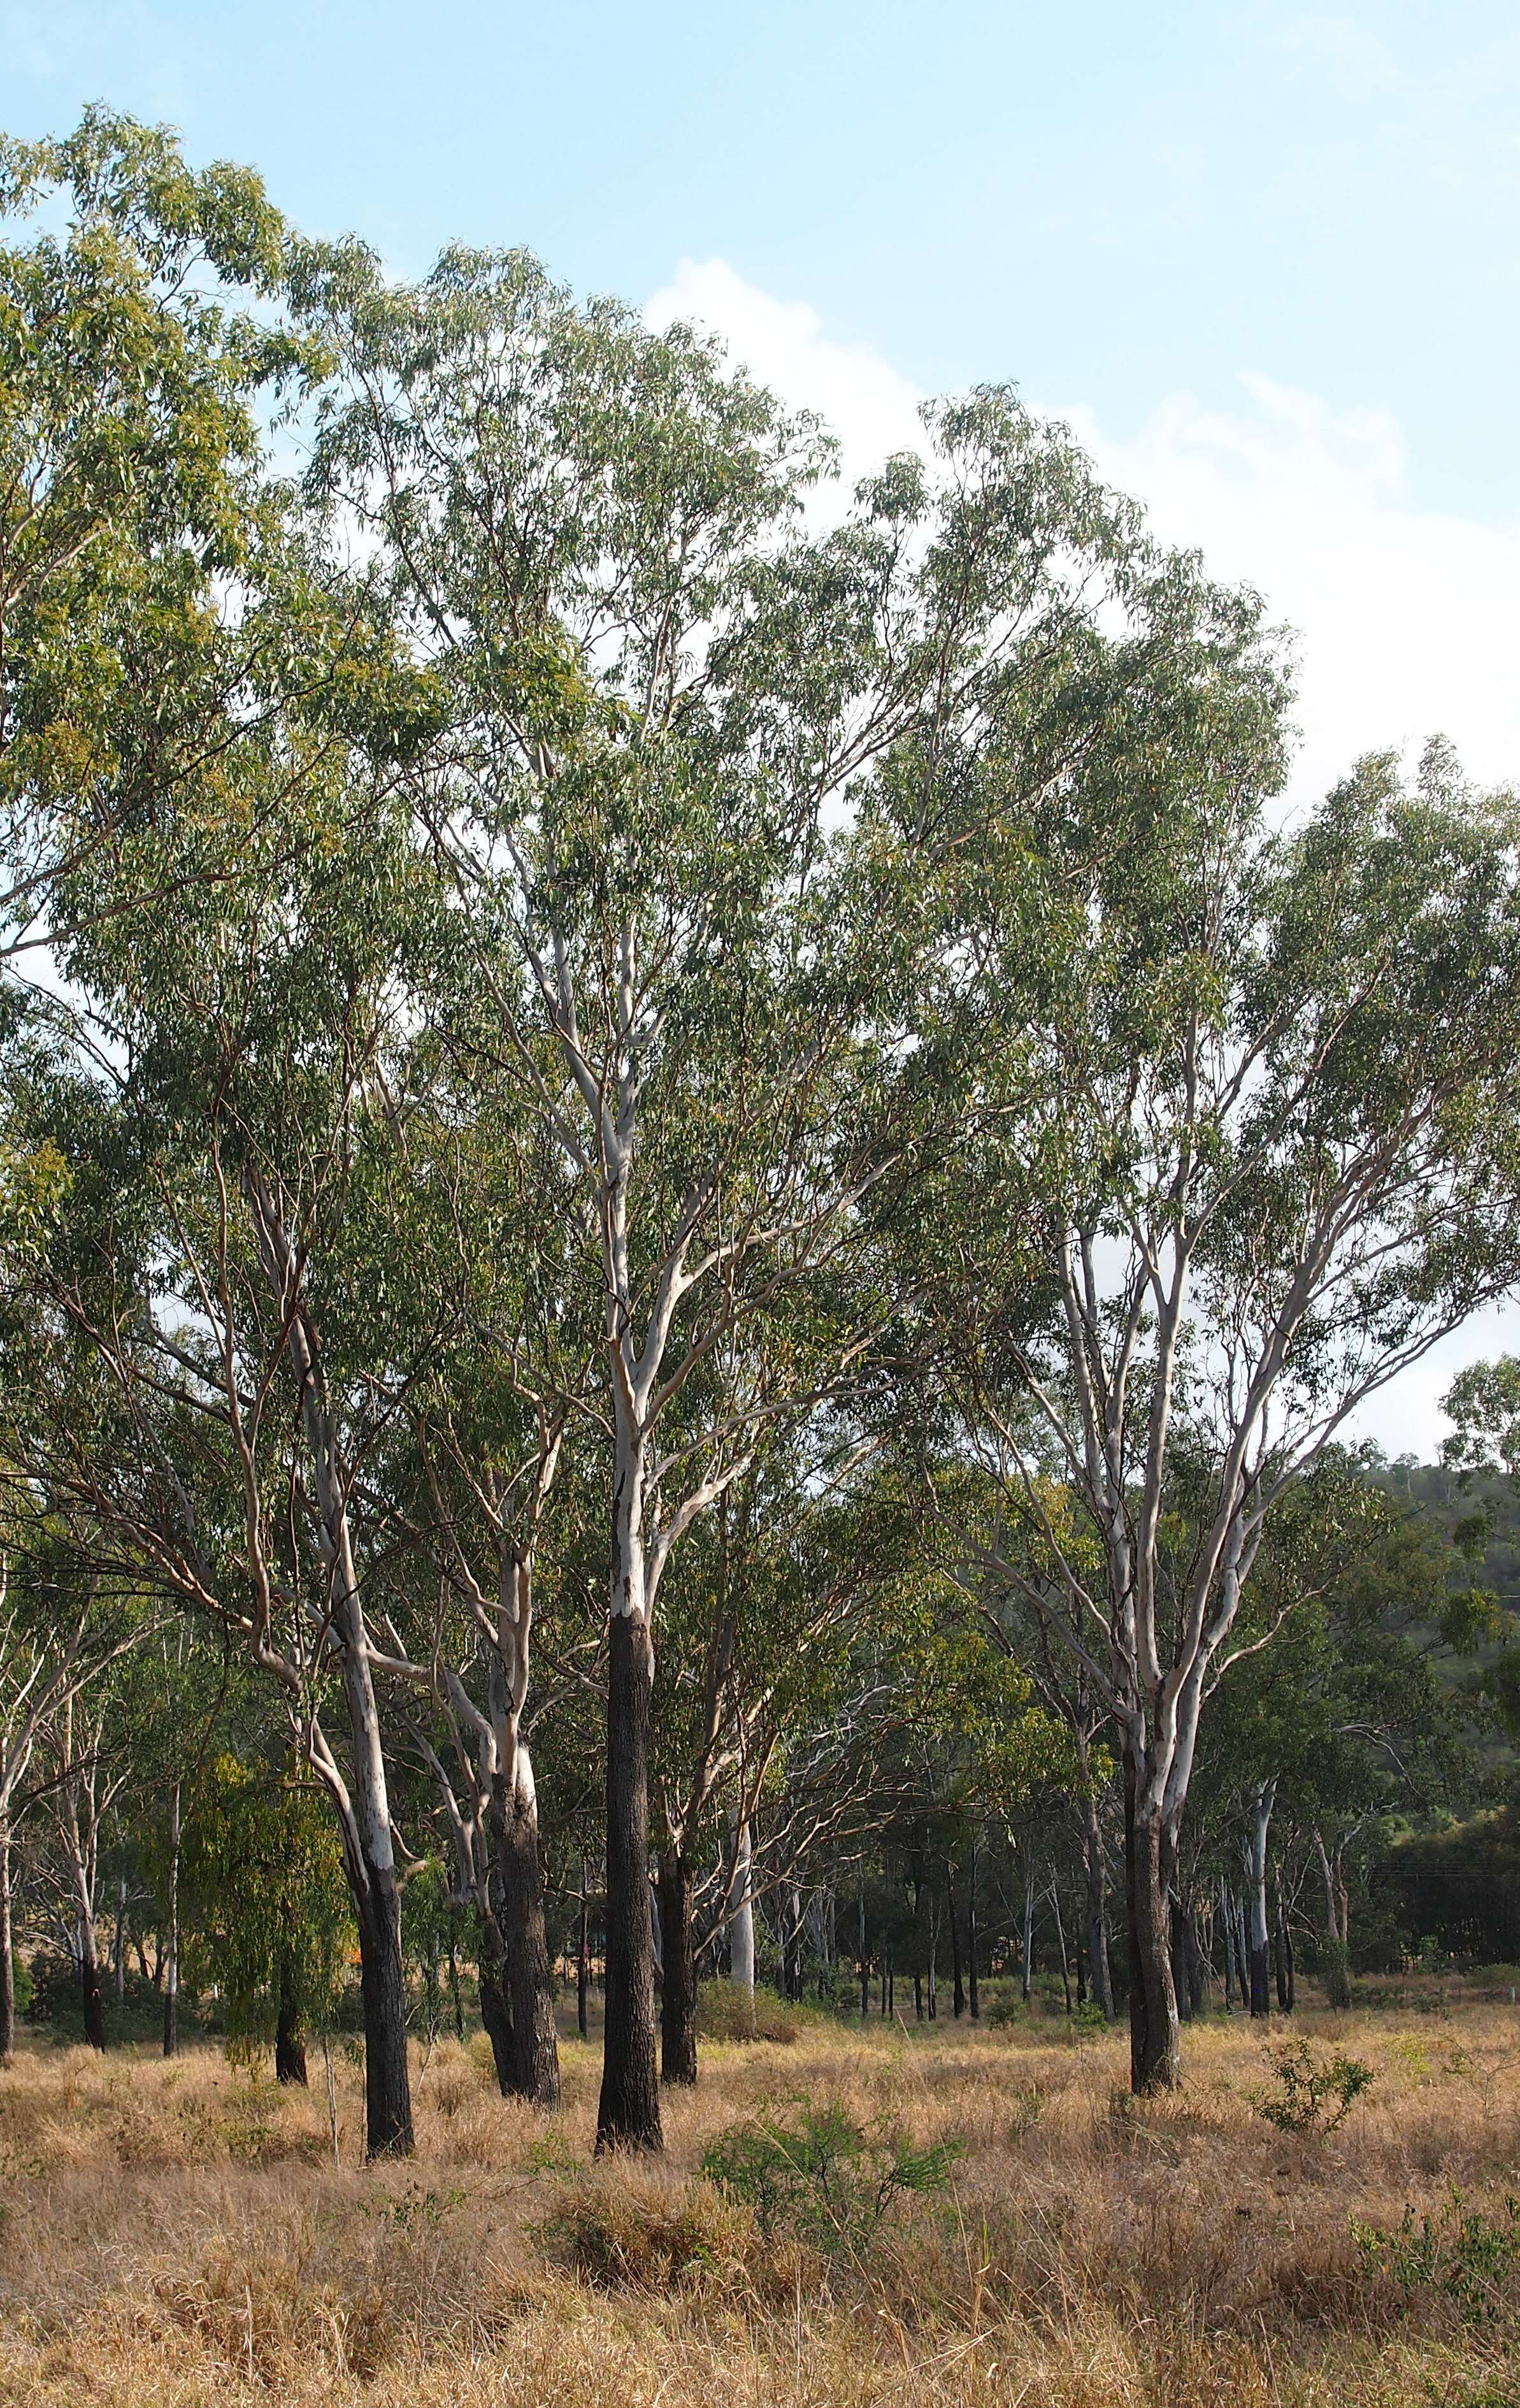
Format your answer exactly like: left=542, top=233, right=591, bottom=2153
left=478, top=1950, right=515, bottom=2095
left=495, top=1768, right=561, bottom=2107
left=0, top=1808, right=13, bottom=2068
left=858, top=1889, right=869, bottom=2018
left=162, top=1784, right=180, bottom=2060
left=275, top=1960, right=309, bottom=2086
left=1124, top=1758, right=1180, bottom=2093
left=914, top=1968, right=924, bottom=2021
left=1273, top=1875, right=1296, bottom=2012
left=597, top=1612, right=662, bottom=2151
left=657, top=1847, right=698, bottom=2085
left=947, top=1865, right=966, bottom=2019
left=352, top=1860, right=413, bottom=2156
left=80, top=1929, right=104, bottom=2053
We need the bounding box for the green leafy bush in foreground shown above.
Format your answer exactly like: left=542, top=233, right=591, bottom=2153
left=1253, top=2037, right=1374, bottom=2133
left=1355, top=2190, right=1520, bottom=2325
left=700, top=2099, right=961, bottom=2256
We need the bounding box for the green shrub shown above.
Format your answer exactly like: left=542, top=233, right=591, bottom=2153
left=700, top=2098, right=961, bottom=2258
left=1354, top=2191, right=1520, bottom=2324
left=1070, top=2000, right=1108, bottom=2041
left=1253, top=2037, right=1373, bottom=2133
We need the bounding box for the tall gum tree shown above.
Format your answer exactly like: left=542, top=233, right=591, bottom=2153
left=297, top=245, right=1151, bottom=2146
left=929, top=734, right=1520, bottom=2088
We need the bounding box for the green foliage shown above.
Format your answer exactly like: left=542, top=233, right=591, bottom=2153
left=700, top=2099, right=961, bottom=2255
left=180, top=1754, right=351, bottom=2049
left=1253, top=2037, right=1374, bottom=2133
left=1355, top=2191, right=1520, bottom=2324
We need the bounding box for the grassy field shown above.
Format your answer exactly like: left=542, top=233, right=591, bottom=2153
left=2, top=1996, right=1519, bottom=2406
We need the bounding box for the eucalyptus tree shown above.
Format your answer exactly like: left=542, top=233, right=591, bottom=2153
left=1, top=559, right=455, bottom=2149
left=927, top=733, right=1520, bottom=2088
left=297, top=231, right=1174, bottom=2142
left=0, top=109, right=311, bottom=971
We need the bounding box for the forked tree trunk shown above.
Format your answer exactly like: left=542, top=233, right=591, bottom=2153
left=0, top=1807, right=13, bottom=2068
left=657, top=1846, right=698, bottom=2085
left=1124, top=1763, right=1180, bottom=2092
left=597, top=1609, right=662, bottom=2151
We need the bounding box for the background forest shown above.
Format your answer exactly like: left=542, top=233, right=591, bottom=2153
left=4, top=108, right=1520, bottom=2186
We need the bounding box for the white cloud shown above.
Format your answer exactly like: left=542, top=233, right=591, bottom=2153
left=1066, top=375, right=1520, bottom=804
left=645, top=259, right=1520, bottom=1457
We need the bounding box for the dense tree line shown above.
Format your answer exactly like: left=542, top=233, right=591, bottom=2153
left=2, top=112, right=1520, bottom=2152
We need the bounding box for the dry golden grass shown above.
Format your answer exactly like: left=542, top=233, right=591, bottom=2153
left=2, top=2000, right=1519, bottom=2405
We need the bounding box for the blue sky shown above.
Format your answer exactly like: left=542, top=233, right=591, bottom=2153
left=5, top=2, right=1517, bottom=513
left=6, top=0, right=1519, bottom=1449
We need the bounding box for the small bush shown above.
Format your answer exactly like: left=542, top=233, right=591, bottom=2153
left=986, top=1989, right=1024, bottom=2029
left=1254, top=2037, right=1373, bottom=2133
left=1355, top=2191, right=1520, bottom=2324
left=1069, top=2000, right=1108, bottom=2042
left=696, top=1981, right=799, bottom=2044
left=700, top=2098, right=961, bottom=2258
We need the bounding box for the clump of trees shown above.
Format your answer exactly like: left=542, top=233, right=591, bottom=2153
left=1, top=110, right=1519, bottom=2151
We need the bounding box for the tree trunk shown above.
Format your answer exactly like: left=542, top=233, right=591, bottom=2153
left=0, top=1807, right=13, bottom=2068
left=448, top=1921, right=464, bottom=2043
left=858, top=1888, right=869, bottom=2018
left=1051, top=1882, right=1072, bottom=2014
left=162, top=1783, right=180, bottom=2060
left=1243, top=1783, right=1275, bottom=2019
left=729, top=1817, right=756, bottom=2019
left=597, top=1609, right=662, bottom=2151
left=275, top=1953, right=308, bottom=2086
left=478, top=1947, right=515, bottom=2094
left=1219, top=1875, right=1238, bottom=2011
left=947, top=1863, right=966, bottom=2019
left=967, top=1842, right=980, bottom=2021
left=1083, top=1797, right=1114, bottom=2020
left=79, top=1919, right=105, bottom=2052
left=1021, top=1865, right=1034, bottom=2003
left=351, top=1854, right=412, bottom=2155
left=1273, top=1870, right=1295, bottom=2012
left=657, top=1846, right=698, bottom=2085
left=111, top=1875, right=126, bottom=2007
left=494, top=1747, right=561, bottom=2108
left=1124, top=1763, right=1180, bottom=2093
left=577, top=1863, right=590, bottom=2041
